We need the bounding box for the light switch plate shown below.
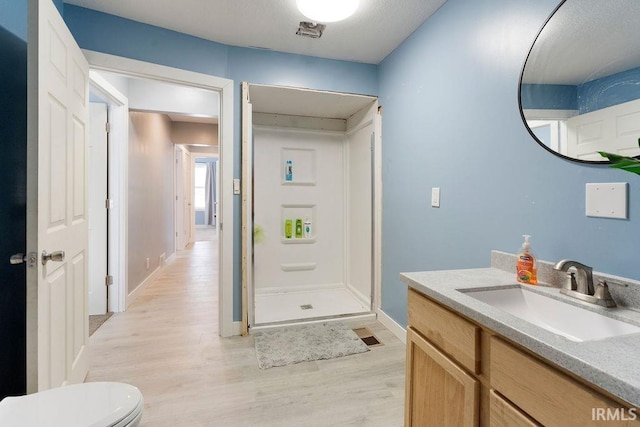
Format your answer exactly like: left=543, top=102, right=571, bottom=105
left=233, top=178, right=241, bottom=195
left=585, top=183, right=627, bottom=219
left=431, top=187, right=440, bottom=208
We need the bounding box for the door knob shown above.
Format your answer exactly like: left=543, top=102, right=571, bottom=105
left=10, top=252, right=37, bottom=267
left=42, top=250, right=65, bottom=265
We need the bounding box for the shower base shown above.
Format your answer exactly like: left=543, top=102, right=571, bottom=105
left=254, top=286, right=370, bottom=325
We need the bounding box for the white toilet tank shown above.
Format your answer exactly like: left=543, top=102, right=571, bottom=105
left=0, top=382, right=143, bottom=427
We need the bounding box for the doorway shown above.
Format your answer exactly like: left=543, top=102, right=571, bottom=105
left=242, top=83, right=383, bottom=332
left=194, top=156, right=219, bottom=242
left=85, top=51, right=236, bottom=337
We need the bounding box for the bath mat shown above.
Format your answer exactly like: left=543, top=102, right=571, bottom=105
left=254, top=322, right=370, bottom=369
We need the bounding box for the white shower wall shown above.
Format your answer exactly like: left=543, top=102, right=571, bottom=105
left=346, top=106, right=375, bottom=306
left=253, top=127, right=346, bottom=293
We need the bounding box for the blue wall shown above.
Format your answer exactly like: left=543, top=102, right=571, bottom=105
left=520, top=84, right=577, bottom=110
left=521, top=67, right=640, bottom=114
left=578, top=66, right=640, bottom=114
left=63, top=5, right=378, bottom=321
left=0, top=0, right=63, bottom=40
left=0, top=24, right=27, bottom=399
left=0, top=0, right=27, bottom=40
left=379, top=0, right=640, bottom=326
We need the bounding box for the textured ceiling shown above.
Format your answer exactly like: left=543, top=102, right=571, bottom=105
left=523, top=0, right=640, bottom=85
left=63, top=0, right=447, bottom=64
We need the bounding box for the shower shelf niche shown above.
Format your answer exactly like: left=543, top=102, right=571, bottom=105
left=281, top=147, right=316, bottom=186
left=281, top=237, right=316, bottom=244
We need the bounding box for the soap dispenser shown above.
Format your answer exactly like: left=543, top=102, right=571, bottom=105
left=516, top=234, right=538, bottom=285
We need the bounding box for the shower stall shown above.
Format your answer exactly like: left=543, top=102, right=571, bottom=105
left=241, top=83, right=382, bottom=330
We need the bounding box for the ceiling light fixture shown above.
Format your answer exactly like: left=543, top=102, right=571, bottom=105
left=296, top=0, right=360, bottom=23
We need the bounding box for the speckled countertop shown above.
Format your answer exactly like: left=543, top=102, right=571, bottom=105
left=400, top=266, right=640, bottom=407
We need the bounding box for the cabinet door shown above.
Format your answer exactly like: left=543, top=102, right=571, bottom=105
left=405, top=327, right=479, bottom=426
left=489, top=389, right=540, bottom=427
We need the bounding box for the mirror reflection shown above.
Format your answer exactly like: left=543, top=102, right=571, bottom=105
left=520, top=0, right=640, bottom=162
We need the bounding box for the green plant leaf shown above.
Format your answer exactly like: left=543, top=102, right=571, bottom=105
left=598, top=150, right=640, bottom=176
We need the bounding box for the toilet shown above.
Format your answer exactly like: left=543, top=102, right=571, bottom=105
left=0, top=382, right=143, bottom=426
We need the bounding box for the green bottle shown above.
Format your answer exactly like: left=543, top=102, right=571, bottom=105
left=295, top=219, right=303, bottom=238
left=285, top=219, right=292, bottom=238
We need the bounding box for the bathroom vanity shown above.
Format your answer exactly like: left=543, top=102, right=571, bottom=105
left=401, top=264, right=640, bottom=426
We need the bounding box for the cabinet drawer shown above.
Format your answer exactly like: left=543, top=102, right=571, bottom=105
left=408, top=288, right=480, bottom=374
left=489, top=389, right=540, bottom=427
left=491, top=337, right=640, bottom=426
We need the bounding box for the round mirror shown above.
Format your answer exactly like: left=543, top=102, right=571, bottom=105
left=520, top=0, right=640, bottom=163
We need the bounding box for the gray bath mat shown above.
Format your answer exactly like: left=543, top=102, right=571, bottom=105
left=254, top=322, right=370, bottom=369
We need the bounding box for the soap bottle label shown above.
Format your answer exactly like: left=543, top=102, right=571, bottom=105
left=284, top=219, right=292, bottom=238
left=285, top=160, right=293, bottom=181
left=517, top=254, right=537, bottom=284
left=303, top=219, right=312, bottom=238
left=295, top=219, right=303, bottom=238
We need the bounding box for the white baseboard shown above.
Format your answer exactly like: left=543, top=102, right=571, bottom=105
left=126, top=265, right=162, bottom=308
left=377, top=309, right=406, bottom=344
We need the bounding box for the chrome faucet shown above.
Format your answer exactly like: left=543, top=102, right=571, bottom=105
left=554, top=260, right=595, bottom=295
left=553, top=260, right=616, bottom=307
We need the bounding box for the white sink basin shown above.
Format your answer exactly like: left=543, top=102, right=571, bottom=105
left=461, top=286, right=640, bottom=342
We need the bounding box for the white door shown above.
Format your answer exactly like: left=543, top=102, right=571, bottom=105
left=567, top=98, right=640, bottom=161
left=27, top=0, right=90, bottom=391
left=183, top=151, right=192, bottom=245
left=88, top=103, right=108, bottom=315
left=175, top=147, right=186, bottom=250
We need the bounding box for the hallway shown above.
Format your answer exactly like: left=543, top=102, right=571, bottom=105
left=86, top=241, right=405, bottom=426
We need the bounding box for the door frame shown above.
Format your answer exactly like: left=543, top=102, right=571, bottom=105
left=192, top=153, right=219, bottom=240
left=240, top=83, right=383, bottom=333
left=175, top=145, right=186, bottom=251
left=84, top=51, right=237, bottom=337
left=89, top=71, right=128, bottom=313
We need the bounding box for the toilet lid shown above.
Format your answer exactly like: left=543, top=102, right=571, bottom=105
left=0, top=382, right=143, bottom=427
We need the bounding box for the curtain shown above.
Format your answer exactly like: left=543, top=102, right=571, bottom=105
left=204, top=161, right=217, bottom=226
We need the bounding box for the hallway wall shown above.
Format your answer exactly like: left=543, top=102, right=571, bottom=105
left=128, top=112, right=175, bottom=294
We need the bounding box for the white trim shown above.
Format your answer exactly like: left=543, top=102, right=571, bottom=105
left=126, top=252, right=174, bottom=307
left=88, top=70, right=129, bottom=314
left=373, top=105, right=383, bottom=314
left=83, top=51, right=236, bottom=337
left=523, top=109, right=578, bottom=120
left=127, top=265, right=161, bottom=308
left=377, top=309, right=406, bottom=344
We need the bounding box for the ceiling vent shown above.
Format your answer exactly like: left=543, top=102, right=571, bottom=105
left=296, top=21, right=326, bottom=39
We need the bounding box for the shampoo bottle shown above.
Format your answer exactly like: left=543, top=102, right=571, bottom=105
left=303, top=218, right=312, bottom=238
left=295, top=219, right=303, bottom=238
left=284, top=219, right=292, bottom=239
left=516, top=234, right=538, bottom=285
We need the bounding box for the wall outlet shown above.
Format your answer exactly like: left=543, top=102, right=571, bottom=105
left=146, top=257, right=150, bottom=269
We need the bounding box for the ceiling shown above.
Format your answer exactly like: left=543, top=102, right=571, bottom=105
left=249, top=84, right=376, bottom=119
left=63, top=0, right=446, bottom=64
left=523, top=0, right=640, bottom=85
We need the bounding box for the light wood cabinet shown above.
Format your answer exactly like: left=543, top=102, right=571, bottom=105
left=405, top=327, right=479, bottom=426
left=406, top=287, right=640, bottom=427
left=489, top=390, right=540, bottom=427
